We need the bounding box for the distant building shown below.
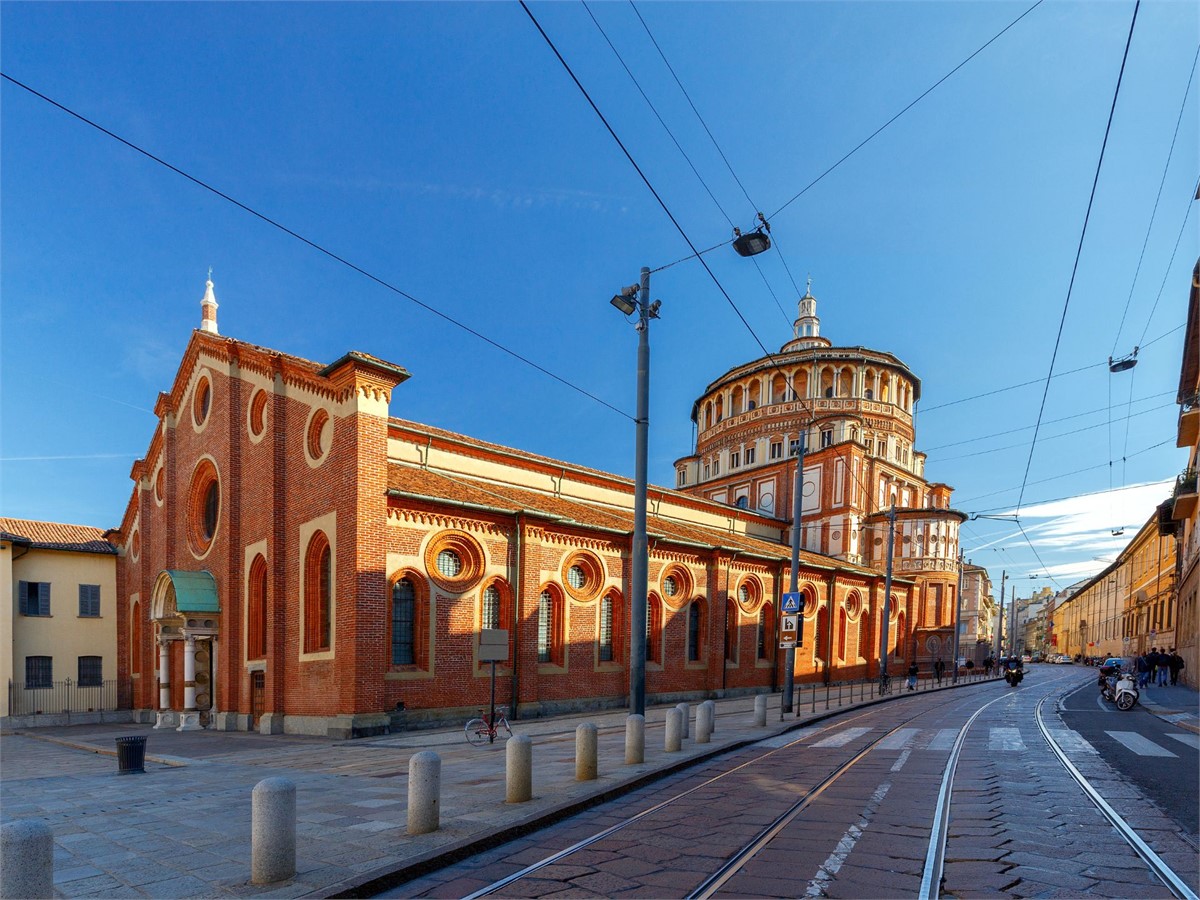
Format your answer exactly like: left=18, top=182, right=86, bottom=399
left=113, top=280, right=922, bottom=738
left=676, top=285, right=967, bottom=667
left=960, top=563, right=992, bottom=665
left=1, top=518, right=119, bottom=724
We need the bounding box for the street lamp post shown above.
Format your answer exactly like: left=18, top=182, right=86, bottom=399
left=782, top=433, right=806, bottom=714
left=952, top=551, right=964, bottom=683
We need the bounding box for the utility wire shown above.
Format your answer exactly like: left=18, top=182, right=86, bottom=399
left=920, top=360, right=1107, bottom=413
left=970, top=475, right=1174, bottom=516
left=0, top=72, right=634, bottom=423
left=764, top=0, right=1045, bottom=225
left=1137, top=173, right=1200, bottom=347
left=1111, top=43, right=1200, bottom=354
left=1013, top=0, right=1140, bottom=515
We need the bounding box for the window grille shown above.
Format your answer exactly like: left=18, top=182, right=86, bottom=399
left=436, top=550, right=462, bottom=578
left=538, top=591, right=554, bottom=663
left=599, top=596, right=613, bottom=662
left=78, top=656, right=103, bottom=687
left=25, top=656, right=52, bottom=689
left=567, top=566, right=586, bottom=590
left=482, top=585, right=501, bottom=631
left=687, top=602, right=701, bottom=662
left=392, top=579, right=415, bottom=665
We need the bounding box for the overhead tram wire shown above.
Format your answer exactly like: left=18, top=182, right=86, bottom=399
left=1137, top=172, right=1200, bottom=350
left=0, top=73, right=634, bottom=424
left=648, top=0, right=1046, bottom=274
left=968, top=470, right=1177, bottom=516
left=1013, top=0, right=1140, bottom=517
left=580, top=1, right=792, bottom=327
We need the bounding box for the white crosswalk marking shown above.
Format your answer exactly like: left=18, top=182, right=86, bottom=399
left=1165, top=733, right=1198, bottom=750
left=928, top=728, right=959, bottom=751
left=989, top=728, right=1025, bottom=751
left=1048, top=729, right=1098, bottom=754
left=1105, top=731, right=1177, bottom=757
left=813, top=727, right=872, bottom=748
left=877, top=728, right=919, bottom=750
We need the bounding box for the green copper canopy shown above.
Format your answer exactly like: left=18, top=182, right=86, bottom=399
left=164, top=569, right=220, bottom=613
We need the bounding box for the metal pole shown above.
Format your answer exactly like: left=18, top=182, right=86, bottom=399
left=952, top=551, right=964, bottom=683
left=994, top=570, right=1006, bottom=661
left=629, top=266, right=650, bottom=717
left=879, top=505, right=896, bottom=677
left=782, top=433, right=805, bottom=713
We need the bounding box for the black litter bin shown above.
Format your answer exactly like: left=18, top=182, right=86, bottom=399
left=115, top=735, right=147, bottom=774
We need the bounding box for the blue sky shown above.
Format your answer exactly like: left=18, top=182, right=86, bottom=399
left=2, top=1, right=1197, bottom=598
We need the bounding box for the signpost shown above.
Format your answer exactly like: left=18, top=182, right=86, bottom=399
left=479, top=629, right=509, bottom=728
left=781, top=592, right=805, bottom=649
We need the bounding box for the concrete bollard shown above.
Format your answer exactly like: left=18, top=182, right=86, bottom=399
left=754, top=694, right=768, bottom=727
left=704, top=700, right=717, bottom=734
left=506, top=734, right=533, bottom=803
left=625, top=714, right=645, bottom=765
left=676, top=702, right=690, bottom=739
left=576, top=723, right=598, bottom=781
left=251, top=777, right=296, bottom=884
left=695, top=702, right=712, bottom=744
left=665, top=708, right=683, bottom=752
left=1, top=819, right=53, bottom=900
left=407, top=751, right=441, bottom=835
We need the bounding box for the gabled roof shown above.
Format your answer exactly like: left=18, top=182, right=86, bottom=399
left=0, top=518, right=117, bottom=555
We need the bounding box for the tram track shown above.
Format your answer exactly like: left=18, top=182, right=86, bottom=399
left=454, top=673, right=1197, bottom=900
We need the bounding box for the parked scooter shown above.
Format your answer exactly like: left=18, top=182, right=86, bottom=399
left=1101, top=668, right=1139, bottom=711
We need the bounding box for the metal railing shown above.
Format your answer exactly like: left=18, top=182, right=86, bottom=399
left=1175, top=468, right=1197, bottom=497
left=785, top=668, right=996, bottom=715
left=7, top=679, right=128, bottom=717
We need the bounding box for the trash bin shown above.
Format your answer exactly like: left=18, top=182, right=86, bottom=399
left=115, top=736, right=147, bottom=774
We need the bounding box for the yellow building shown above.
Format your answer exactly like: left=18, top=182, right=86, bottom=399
left=1, top=518, right=120, bottom=723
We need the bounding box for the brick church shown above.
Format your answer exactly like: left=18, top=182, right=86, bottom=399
left=116, top=279, right=960, bottom=738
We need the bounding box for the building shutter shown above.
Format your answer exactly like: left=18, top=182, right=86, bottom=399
left=37, top=582, right=50, bottom=616
left=79, top=584, right=101, bottom=617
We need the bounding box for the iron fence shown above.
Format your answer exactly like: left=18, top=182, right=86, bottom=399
left=7, top=678, right=129, bottom=717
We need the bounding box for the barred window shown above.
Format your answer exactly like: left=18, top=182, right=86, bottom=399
left=19, top=581, right=50, bottom=617
left=79, top=584, right=101, bottom=618
left=25, top=656, right=52, bottom=689
left=567, top=565, right=586, bottom=591
left=663, top=575, right=678, bottom=597
left=78, top=656, right=103, bottom=687
left=482, top=585, right=501, bottom=631
left=687, top=601, right=702, bottom=662
left=599, top=595, right=614, bottom=662
left=436, top=550, right=462, bottom=578
left=392, top=579, right=416, bottom=665
left=538, top=591, right=553, bottom=663
left=757, top=606, right=768, bottom=659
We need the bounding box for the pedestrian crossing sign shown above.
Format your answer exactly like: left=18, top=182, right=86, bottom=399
left=782, top=592, right=804, bottom=614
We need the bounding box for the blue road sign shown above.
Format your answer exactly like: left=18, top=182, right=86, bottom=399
left=782, top=592, right=805, bottom=614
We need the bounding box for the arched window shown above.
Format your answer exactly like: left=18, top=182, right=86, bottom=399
left=392, top=578, right=416, bottom=665
left=131, top=601, right=142, bottom=675
left=687, top=600, right=703, bottom=662
left=838, top=608, right=848, bottom=661
left=647, top=594, right=663, bottom=664
left=896, top=611, right=907, bottom=659
left=599, top=594, right=615, bottom=662
left=248, top=555, right=268, bottom=660
left=816, top=605, right=829, bottom=662
left=304, top=531, right=332, bottom=653
left=725, top=599, right=739, bottom=663
left=858, top=610, right=872, bottom=662
left=538, top=588, right=564, bottom=666
left=482, top=584, right=501, bottom=631
left=757, top=602, right=774, bottom=661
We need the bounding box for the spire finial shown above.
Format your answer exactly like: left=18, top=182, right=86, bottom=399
left=207, top=265, right=213, bottom=284
left=200, top=271, right=219, bottom=335
left=806, top=274, right=812, bottom=295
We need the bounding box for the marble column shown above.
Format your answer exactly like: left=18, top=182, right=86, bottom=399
left=154, top=640, right=175, bottom=729
left=177, top=635, right=202, bottom=731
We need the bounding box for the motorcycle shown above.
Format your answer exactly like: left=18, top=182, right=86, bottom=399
left=1101, top=669, right=1139, bottom=711
left=1003, top=665, right=1024, bottom=687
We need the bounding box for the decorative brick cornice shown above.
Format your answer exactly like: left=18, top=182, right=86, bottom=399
left=387, top=507, right=507, bottom=536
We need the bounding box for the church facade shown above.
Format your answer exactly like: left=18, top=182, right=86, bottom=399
left=115, top=280, right=945, bottom=738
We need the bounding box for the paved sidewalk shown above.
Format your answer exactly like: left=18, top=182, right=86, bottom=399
left=0, top=673, right=1026, bottom=899
left=1135, top=680, right=1200, bottom=733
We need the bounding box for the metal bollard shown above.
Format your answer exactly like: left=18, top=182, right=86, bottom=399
left=625, top=714, right=645, bottom=765
left=665, top=708, right=683, bottom=752
left=676, top=703, right=690, bottom=739
left=754, top=694, right=767, bottom=727
left=506, top=734, right=532, bottom=803
left=1, top=820, right=53, bottom=900
left=576, top=723, right=598, bottom=781
left=695, top=702, right=712, bottom=744
left=407, top=751, right=441, bottom=835
left=251, top=777, right=296, bottom=884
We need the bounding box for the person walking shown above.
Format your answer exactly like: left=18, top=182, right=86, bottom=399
left=1157, top=648, right=1170, bottom=687
left=1168, top=649, right=1184, bottom=686
left=934, top=659, right=945, bottom=684
left=907, top=662, right=919, bottom=691
left=1136, top=652, right=1150, bottom=689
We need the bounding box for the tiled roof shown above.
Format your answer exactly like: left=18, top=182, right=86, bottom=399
left=0, top=518, right=117, bottom=555
left=387, top=465, right=887, bottom=579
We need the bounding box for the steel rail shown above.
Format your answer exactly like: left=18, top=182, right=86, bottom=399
left=1035, top=695, right=1199, bottom=900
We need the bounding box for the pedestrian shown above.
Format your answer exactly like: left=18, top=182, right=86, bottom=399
left=907, top=662, right=918, bottom=691
left=1157, top=648, right=1170, bottom=687
left=1136, top=652, right=1150, bottom=689
left=984, top=656, right=994, bottom=676
left=934, top=659, right=945, bottom=684
left=1168, top=649, right=1184, bottom=686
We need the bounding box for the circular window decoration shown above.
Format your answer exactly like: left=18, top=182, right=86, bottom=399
left=187, top=458, right=221, bottom=556
left=735, top=578, right=761, bottom=612
left=925, top=635, right=942, bottom=654
left=193, top=376, right=212, bottom=428
left=154, top=468, right=164, bottom=505
left=306, top=408, right=332, bottom=463
left=131, top=528, right=141, bottom=561
left=248, top=389, right=268, bottom=439
left=844, top=592, right=861, bottom=618
left=561, top=551, right=604, bottom=602
left=831, top=531, right=841, bottom=540
left=659, top=565, right=693, bottom=608
left=424, top=530, right=484, bottom=594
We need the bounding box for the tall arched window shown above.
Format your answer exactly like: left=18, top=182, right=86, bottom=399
left=131, top=601, right=142, bottom=675
left=538, top=588, right=564, bottom=666
left=757, top=602, right=774, bottom=661
left=304, top=531, right=332, bottom=653
left=392, top=578, right=416, bottom=665
left=482, top=585, right=501, bottom=631
left=248, top=555, right=268, bottom=660
left=858, top=611, right=872, bottom=663
left=647, top=594, right=663, bottom=664
left=725, top=599, right=739, bottom=663
left=837, top=608, right=847, bottom=661
left=687, top=600, right=703, bottom=662
left=896, top=611, right=907, bottom=659
left=599, top=594, right=615, bottom=662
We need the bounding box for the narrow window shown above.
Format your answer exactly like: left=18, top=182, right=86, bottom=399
left=789, top=439, right=800, bottom=456
left=25, top=656, right=52, bottom=689
left=304, top=531, right=332, bottom=653
left=599, top=595, right=614, bottom=662
left=731, top=451, right=740, bottom=469
left=248, top=556, right=268, bottom=660
left=820, top=429, right=832, bottom=448
left=538, top=590, right=554, bottom=663
left=131, top=601, right=142, bottom=675
left=770, top=442, right=782, bottom=460
left=687, top=601, right=702, bottom=662
left=78, top=584, right=101, bottom=617
left=392, top=578, right=415, bottom=665
left=757, top=605, right=769, bottom=659
left=646, top=596, right=662, bottom=664
left=78, top=656, right=103, bottom=687
left=725, top=599, right=738, bottom=663
left=482, top=585, right=501, bottom=631
left=745, top=446, right=756, bottom=465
